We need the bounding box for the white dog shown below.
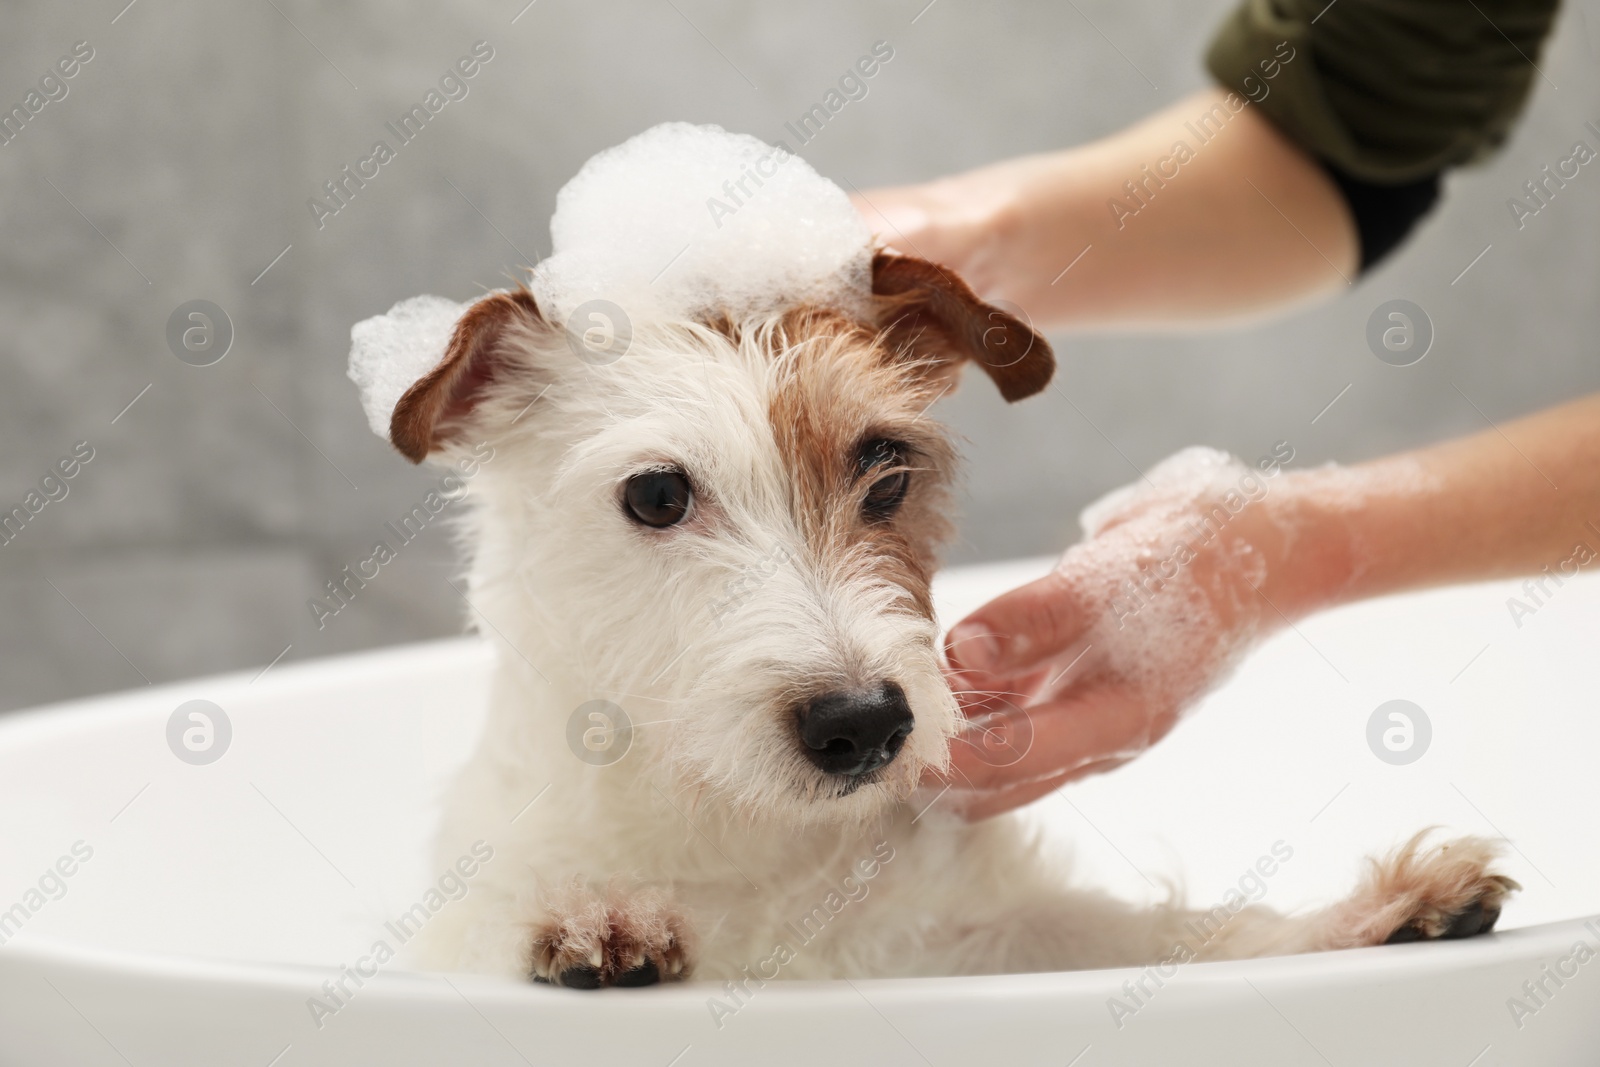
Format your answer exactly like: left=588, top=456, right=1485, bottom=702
left=351, top=125, right=1515, bottom=992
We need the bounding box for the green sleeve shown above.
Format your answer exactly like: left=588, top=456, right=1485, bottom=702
left=1206, top=0, right=1563, bottom=183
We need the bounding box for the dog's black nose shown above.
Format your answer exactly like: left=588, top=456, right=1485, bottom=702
left=796, top=683, right=914, bottom=777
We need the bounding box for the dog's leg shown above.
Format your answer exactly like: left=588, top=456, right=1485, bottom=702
left=1192, top=833, right=1519, bottom=961
left=959, top=833, right=1516, bottom=973
left=526, top=882, right=693, bottom=989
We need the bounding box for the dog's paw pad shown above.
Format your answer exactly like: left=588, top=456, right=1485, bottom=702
left=1444, top=898, right=1501, bottom=939
left=557, top=964, right=605, bottom=989
left=613, top=959, right=661, bottom=987
left=1384, top=901, right=1500, bottom=944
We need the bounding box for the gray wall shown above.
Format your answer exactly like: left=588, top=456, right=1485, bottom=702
left=3, top=0, right=1597, bottom=711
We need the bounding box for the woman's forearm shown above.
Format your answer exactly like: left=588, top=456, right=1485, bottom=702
left=856, top=88, right=1359, bottom=330
left=1279, top=395, right=1600, bottom=615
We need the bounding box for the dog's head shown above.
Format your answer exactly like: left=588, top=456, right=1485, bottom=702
left=391, top=252, right=1052, bottom=827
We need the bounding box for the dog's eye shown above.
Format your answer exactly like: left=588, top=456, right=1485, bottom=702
left=863, top=471, right=910, bottom=520
left=859, top=438, right=910, bottom=521
left=623, top=470, right=693, bottom=528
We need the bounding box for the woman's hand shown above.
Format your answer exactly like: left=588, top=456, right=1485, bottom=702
left=936, top=447, right=1346, bottom=819
left=849, top=175, right=1012, bottom=295
left=933, top=395, right=1600, bottom=820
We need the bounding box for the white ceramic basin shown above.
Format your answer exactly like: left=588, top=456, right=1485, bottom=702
left=1, top=558, right=1596, bottom=1066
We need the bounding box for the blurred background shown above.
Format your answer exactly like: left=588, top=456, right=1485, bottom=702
left=2, top=0, right=1597, bottom=712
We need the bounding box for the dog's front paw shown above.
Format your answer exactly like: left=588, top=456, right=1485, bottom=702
left=1339, top=832, right=1520, bottom=948
left=528, top=884, right=692, bottom=989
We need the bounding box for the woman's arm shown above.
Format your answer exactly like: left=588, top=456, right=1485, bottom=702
left=855, top=87, right=1359, bottom=331
left=857, top=0, right=1560, bottom=331
left=1306, top=393, right=1600, bottom=604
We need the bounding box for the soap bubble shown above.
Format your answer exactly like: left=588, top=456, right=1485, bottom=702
left=531, top=122, right=872, bottom=327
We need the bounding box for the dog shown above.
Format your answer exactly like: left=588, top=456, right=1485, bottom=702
left=372, top=250, right=1516, bottom=989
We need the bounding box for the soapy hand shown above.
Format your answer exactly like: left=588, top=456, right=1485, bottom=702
left=934, top=446, right=1326, bottom=819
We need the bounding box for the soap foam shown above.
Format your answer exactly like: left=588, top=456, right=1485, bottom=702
left=350, top=123, right=873, bottom=442
left=1080, top=447, right=1257, bottom=539
left=530, top=122, right=872, bottom=327
left=348, top=293, right=468, bottom=438
left=1029, top=447, right=1296, bottom=745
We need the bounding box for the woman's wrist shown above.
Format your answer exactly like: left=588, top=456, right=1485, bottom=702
left=958, top=152, right=1094, bottom=305
left=948, top=176, right=1016, bottom=297
left=1254, top=467, right=1363, bottom=622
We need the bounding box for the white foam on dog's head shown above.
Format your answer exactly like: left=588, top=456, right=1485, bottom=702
left=349, top=123, right=872, bottom=442
left=530, top=122, right=872, bottom=327
left=348, top=294, right=468, bottom=438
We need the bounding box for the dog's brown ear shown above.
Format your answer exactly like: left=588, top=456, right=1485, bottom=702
left=871, top=251, right=1053, bottom=402
left=391, top=289, right=544, bottom=463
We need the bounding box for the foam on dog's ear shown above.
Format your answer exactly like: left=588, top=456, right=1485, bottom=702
left=349, top=294, right=471, bottom=440
left=871, top=251, right=1054, bottom=402
left=388, top=289, right=544, bottom=463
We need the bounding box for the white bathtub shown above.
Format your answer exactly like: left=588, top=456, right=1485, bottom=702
left=1, top=558, right=1596, bottom=1066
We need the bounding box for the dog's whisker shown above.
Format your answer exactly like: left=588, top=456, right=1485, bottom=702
left=934, top=760, right=983, bottom=791
left=943, top=629, right=1001, bottom=649
left=647, top=642, right=699, bottom=686
left=950, top=735, right=1018, bottom=757
left=593, top=688, right=682, bottom=704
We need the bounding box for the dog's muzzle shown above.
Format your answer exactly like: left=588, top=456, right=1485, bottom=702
left=795, top=682, right=914, bottom=779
